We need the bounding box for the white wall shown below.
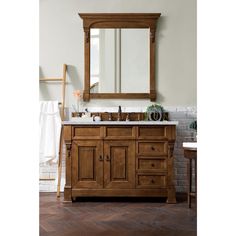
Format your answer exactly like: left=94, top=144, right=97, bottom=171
left=40, top=0, right=196, bottom=110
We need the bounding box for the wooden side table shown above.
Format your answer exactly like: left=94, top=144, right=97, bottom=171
left=183, top=142, right=197, bottom=208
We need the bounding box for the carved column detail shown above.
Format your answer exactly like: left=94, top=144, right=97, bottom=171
left=83, top=26, right=91, bottom=101
left=64, top=143, right=72, bottom=202
left=84, top=28, right=90, bottom=43
left=66, top=144, right=71, bottom=159
left=83, top=91, right=90, bottom=102
left=150, top=89, right=156, bottom=101
left=167, top=141, right=176, bottom=203
left=150, top=28, right=156, bottom=43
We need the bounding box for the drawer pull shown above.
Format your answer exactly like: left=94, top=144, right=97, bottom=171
left=151, top=179, right=155, bottom=184
left=151, top=163, right=155, bottom=167
left=151, top=146, right=155, bottom=151
left=106, top=155, right=110, bottom=161
left=99, top=155, right=103, bottom=161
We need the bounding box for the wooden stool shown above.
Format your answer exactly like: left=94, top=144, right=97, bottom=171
left=183, top=143, right=197, bottom=208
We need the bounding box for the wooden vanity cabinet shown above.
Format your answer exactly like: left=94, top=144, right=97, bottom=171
left=71, top=140, right=103, bottom=189
left=63, top=124, right=176, bottom=203
left=103, top=140, right=135, bottom=189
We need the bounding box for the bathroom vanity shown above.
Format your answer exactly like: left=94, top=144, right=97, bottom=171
left=61, top=13, right=178, bottom=203
left=63, top=121, right=178, bottom=203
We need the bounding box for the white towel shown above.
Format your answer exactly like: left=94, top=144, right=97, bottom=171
left=39, top=101, right=61, bottom=164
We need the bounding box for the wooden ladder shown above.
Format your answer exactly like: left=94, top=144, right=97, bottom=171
left=39, top=64, right=67, bottom=197
left=39, top=64, right=67, bottom=120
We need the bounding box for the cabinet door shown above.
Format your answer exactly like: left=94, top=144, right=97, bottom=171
left=72, top=140, right=103, bottom=189
left=104, top=141, right=135, bottom=189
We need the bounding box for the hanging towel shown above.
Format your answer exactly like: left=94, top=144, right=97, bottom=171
left=39, top=101, right=61, bottom=164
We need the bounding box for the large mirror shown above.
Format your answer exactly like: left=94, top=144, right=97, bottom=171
left=79, top=13, right=161, bottom=101
left=90, top=28, right=149, bottom=93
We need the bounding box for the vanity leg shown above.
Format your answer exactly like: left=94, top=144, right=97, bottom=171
left=63, top=187, right=72, bottom=203
left=64, top=143, right=72, bottom=203
left=166, top=142, right=176, bottom=204
left=188, top=159, right=192, bottom=208
left=167, top=187, right=177, bottom=203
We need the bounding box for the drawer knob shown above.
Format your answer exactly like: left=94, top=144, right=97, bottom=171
left=151, top=179, right=155, bottom=184
left=151, top=146, right=155, bottom=151
left=151, top=163, right=155, bottom=167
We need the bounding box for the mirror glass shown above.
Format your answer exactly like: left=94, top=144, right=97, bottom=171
left=90, top=28, right=150, bottom=93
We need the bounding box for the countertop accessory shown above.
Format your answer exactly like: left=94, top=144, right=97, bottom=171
left=146, top=104, right=164, bottom=121
left=94, top=116, right=101, bottom=122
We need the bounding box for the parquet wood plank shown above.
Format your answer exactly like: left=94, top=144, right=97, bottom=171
left=40, top=193, right=196, bottom=236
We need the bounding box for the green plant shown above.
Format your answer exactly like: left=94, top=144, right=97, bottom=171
left=145, top=104, right=164, bottom=121
left=146, top=103, right=164, bottom=113
left=189, top=120, right=197, bottom=131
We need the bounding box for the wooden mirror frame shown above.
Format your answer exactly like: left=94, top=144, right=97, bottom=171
left=79, top=13, right=161, bottom=102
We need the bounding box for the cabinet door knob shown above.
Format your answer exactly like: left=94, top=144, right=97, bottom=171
left=99, top=155, right=103, bottom=161
left=106, top=155, right=110, bottom=161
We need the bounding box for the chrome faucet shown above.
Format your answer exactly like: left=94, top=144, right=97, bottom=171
left=117, top=106, right=122, bottom=121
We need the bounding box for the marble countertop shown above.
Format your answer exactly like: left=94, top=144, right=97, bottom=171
left=183, top=142, right=197, bottom=149
left=62, top=120, right=179, bottom=125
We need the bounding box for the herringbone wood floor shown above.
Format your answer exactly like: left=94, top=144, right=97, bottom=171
left=40, top=193, right=196, bottom=236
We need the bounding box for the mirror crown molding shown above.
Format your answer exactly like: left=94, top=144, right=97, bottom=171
left=79, top=13, right=161, bottom=102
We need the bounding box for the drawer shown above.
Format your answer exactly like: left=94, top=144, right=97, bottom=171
left=136, top=174, right=167, bottom=188
left=72, top=126, right=102, bottom=139
left=137, top=141, right=167, bottom=156
left=138, top=126, right=167, bottom=139
left=137, top=157, right=167, bottom=171
left=105, top=126, right=135, bottom=139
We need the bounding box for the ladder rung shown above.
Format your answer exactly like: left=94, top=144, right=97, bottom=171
left=40, top=178, right=56, bottom=181
left=39, top=77, right=63, bottom=81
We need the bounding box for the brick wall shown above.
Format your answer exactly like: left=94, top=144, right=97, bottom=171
left=39, top=106, right=197, bottom=193
left=168, top=107, right=197, bottom=192
left=39, top=148, right=66, bottom=192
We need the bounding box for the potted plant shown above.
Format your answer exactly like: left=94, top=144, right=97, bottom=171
left=189, top=120, right=197, bottom=141
left=145, top=104, right=164, bottom=121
